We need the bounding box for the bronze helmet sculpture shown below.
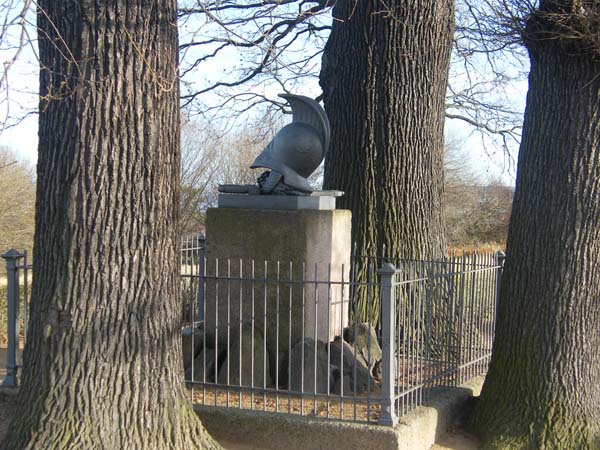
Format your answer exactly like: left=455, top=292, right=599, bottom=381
left=251, top=94, right=331, bottom=194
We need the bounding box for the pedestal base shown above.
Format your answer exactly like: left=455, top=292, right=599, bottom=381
left=204, top=208, right=351, bottom=383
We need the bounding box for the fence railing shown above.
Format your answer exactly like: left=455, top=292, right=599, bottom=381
left=1, top=240, right=505, bottom=427
left=180, top=239, right=505, bottom=426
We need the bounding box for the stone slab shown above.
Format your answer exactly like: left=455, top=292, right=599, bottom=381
left=218, top=194, right=338, bottom=210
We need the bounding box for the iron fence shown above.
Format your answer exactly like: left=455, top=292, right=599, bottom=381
left=1, top=240, right=504, bottom=427
left=180, top=238, right=504, bottom=426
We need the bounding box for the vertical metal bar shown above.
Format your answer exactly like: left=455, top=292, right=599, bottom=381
left=489, top=253, right=494, bottom=362
left=401, top=266, right=406, bottom=414
left=451, top=258, right=459, bottom=386
left=378, top=263, right=398, bottom=426
left=444, top=259, right=453, bottom=386
left=481, top=254, right=488, bottom=373
left=198, top=238, right=205, bottom=322
left=489, top=253, right=497, bottom=358
left=301, top=262, right=306, bottom=415
left=482, top=254, right=489, bottom=372
left=366, top=258, right=374, bottom=420
left=488, top=253, right=495, bottom=365
left=338, top=263, right=344, bottom=419
left=478, top=255, right=485, bottom=375
left=425, top=260, right=433, bottom=372
left=457, top=254, right=466, bottom=385
left=349, top=242, right=357, bottom=322
left=351, top=284, right=359, bottom=421
left=472, top=256, right=478, bottom=377
left=263, top=260, right=268, bottom=411
left=443, top=259, right=452, bottom=386
left=313, top=263, right=318, bottom=415
left=202, top=253, right=207, bottom=402
left=346, top=263, right=357, bottom=422
left=401, top=265, right=408, bottom=414
left=251, top=259, right=255, bottom=410
left=468, top=255, right=477, bottom=381
left=239, top=259, right=243, bottom=406
left=1, top=249, right=23, bottom=387
left=226, top=259, right=231, bottom=407
left=452, top=256, right=462, bottom=385
left=276, top=261, right=280, bottom=412
left=417, top=262, right=424, bottom=406
left=410, top=264, right=416, bottom=409
left=190, top=237, right=197, bottom=398
left=288, top=261, right=293, bottom=414
left=326, top=263, right=331, bottom=419
left=215, top=258, right=220, bottom=406
left=188, top=238, right=195, bottom=394
left=22, top=250, right=28, bottom=346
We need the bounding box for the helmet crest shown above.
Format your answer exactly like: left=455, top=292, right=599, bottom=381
left=251, top=94, right=330, bottom=194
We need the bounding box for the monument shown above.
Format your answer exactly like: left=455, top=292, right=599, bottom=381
left=204, top=94, right=351, bottom=387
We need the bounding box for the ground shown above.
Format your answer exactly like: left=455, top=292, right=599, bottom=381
left=432, top=429, right=480, bottom=450
left=0, top=388, right=480, bottom=449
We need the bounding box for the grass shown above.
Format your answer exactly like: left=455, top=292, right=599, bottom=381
left=448, top=242, right=506, bottom=256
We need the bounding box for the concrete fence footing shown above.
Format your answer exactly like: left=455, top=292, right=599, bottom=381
left=194, top=376, right=484, bottom=450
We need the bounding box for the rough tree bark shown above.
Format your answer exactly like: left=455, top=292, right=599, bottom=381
left=319, top=0, right=453, bottom=325
left=2, top=2, right=221, bottom=449
left=320, top=0, right=452, bottom=261
left=472, top=3, right=600, bottom=449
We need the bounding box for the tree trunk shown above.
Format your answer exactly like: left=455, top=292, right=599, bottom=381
left=472, top=9, right=600, bottom=449
left=2, top=2, right=220, bottom=449
left=320, top=0, right=451, bottom=260
left=319, top=0, right=452, bottom=324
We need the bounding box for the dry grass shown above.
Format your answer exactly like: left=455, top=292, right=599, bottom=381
left=447, top=243, right=506, bottom=256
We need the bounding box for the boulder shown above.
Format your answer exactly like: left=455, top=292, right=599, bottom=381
left=217, top=322, right=273, bottom=388
left=332, top=373, right=351, bottom=396
left=330, top=337, right=373, bottom=393
left=288, top=338, right=330, bottom=394
left=182, top=326, right=204, bottom=370
left=185, top=347, right=222, bottom=383
left=343, top=322, right=382, bottom=372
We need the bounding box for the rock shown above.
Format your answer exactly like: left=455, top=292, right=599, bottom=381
left=288, top=338, right=330, bottom=394
left=185, top=347, right=222, bottom=383
left=332, top=373, right=351, bottom=396
left=182, top=326, right=204, bottom=370
left=217, top=322, right=273, bottom=388
left=372, top=359, right=382, bottom=384
left=343, top=322, right=382, bottom=372
left=330, top=337, right=373, bottom=393
left=202, top=325, right=222, bottom=351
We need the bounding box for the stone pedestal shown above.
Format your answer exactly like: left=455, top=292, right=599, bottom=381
left=204, top=205, right=351, bottom=385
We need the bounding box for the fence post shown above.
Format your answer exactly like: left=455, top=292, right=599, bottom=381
left=495, top=251, right=506, bottom=310
left=378, top=262, right=399, bottom=426
left=1, top=249, right=24, bottom=387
